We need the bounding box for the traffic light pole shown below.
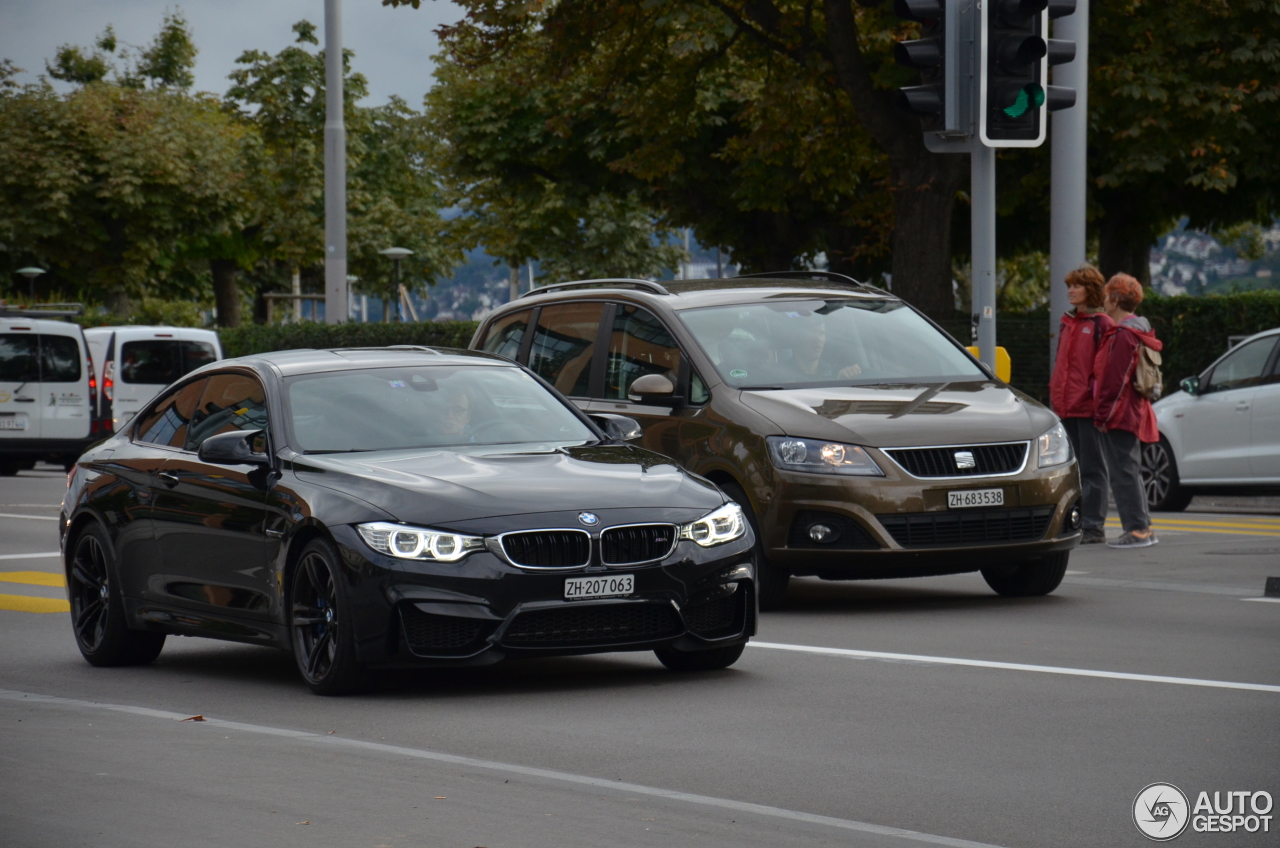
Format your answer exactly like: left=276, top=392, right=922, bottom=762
left=1048, top=0, right=1088, bottom=369
left=323, top=0, right=349, bottom=324
left=971, top=144, right=998, bottom=370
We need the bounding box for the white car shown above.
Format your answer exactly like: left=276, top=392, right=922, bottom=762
left=83, top=326, right=222, bottom=431
left=1142, top=326, right=1280, bottom=510
left=1, top=313, right=102, bottom=474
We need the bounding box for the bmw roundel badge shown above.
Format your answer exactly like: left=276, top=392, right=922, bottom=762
left=578, top=512, right=600, bottom=526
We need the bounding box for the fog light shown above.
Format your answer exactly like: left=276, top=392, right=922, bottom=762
left=1068, top=503, right=1082, bottom=531
left=808, top=523, right=837, bottom=543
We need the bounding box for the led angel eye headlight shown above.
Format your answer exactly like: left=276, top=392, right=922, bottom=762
left=680, top=502, right=747, bottom=548
left=356, top=522, right=483, bottom=562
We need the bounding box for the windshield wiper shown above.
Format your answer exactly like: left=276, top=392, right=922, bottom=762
left=738, top=385, right=785, bottom=391
left=302, top=448, right=377, bottom=455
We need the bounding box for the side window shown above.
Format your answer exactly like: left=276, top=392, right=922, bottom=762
left=134, top=379, right=208, bottom=448
left=185, top=373, right=269, bottom=453
left=528, top=303, right=606, bottom=397
left=39, top=335, right=82, bottom=383
left=1205, top=337, right=1278, bottom=393
left=480, top=310, right=533, bottom=361
left=0, top=334, right=40, bottom=383
left=690, top=370, right=710, bottom=405
left=605, top=305, right=684, bottom=400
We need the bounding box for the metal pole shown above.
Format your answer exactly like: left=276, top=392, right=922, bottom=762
left=1049, top=0, right=1088, bottom=370
left=393, top=259, right=402, bottom=321
left=323, top=0, right=348, bottom=324
left=971, top=143, right=997, bottom=370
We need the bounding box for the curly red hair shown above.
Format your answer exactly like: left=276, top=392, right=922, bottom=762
left=1064, top=265, right=1105, bottom=309
left=1105, top=273, right=1144, bottom=312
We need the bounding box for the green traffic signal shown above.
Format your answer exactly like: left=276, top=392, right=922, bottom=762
left=1002, top=83, right=1046, bottom=118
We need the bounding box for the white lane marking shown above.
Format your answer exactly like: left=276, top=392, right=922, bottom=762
left=0, top=513, right=59, bottom=521
left=0, top=552, right=61, bottom=561
left=0, top=688, right=1006, bottom=848
left=749, top=642, right=1280, bottom=694
left=1061, top=575, right=1255, bottom=597
left=1242, top=597, right=1280, bottom=604
left=0, top=504, right=61, bottom=508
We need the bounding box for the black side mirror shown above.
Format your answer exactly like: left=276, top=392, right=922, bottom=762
left=589, top=414, right=643, bottom=442
left=1179, top=376, right=1200, bottom=396
left=627, top=373, right=680, bottom=405
left=198, top=429, right=270, bottom=466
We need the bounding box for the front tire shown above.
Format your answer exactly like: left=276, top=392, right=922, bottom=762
left=720, top=482, right=789, bottom=611
left=289, top=537, right=364, bottom=695
left=1141, top=437, right=1192, bottom=512
left=981, top=551, right=1069, bottom=597
left=67, top=523, right=165, bottom=666
left=655, top=642, right=746, bottom=672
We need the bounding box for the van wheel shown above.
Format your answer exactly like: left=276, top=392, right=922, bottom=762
left=720, top=482, right=789, bottom=611
left=68, top=523, right=166, bottom=666
left=981, top=551, right=1069, bottom=597
left=1141, top=438, right=1192, bottom=512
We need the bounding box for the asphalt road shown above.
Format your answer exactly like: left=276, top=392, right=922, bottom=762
left=1, top=466, right=1277, bottom=848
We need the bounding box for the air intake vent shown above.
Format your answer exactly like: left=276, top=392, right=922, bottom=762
left=503, top=603, right=681, bottom=647
left=877, top=506, right=1054, bottom=548
left=501, top=530, right=591, bottom=568
left=399, top=605, right=489, bottom=655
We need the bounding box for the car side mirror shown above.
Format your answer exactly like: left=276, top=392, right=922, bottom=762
left=627, top=374, right=679, bottom=405
left=589, top=414, right=643, bottom=442
left=198, top=429, right=271, bottom=466
left=1179, top=376, right=1200, bottom=396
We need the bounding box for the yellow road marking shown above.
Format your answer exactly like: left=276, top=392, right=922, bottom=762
left=1104, top=520, right=1280, bottom=538
left=1147, top=518, right=1280, bottom=530
left=0, top=571, right=65, bottom=587
left=0, top=594, right=69, bottom=613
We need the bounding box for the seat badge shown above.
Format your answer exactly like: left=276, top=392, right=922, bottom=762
left=578, top=512, right=600, bottom=526
left=954, top=450, right=976, bottom=470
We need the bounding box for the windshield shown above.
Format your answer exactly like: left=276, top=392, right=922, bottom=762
left=679, top=299, right=986, bottom=388
left=285, top=365, right=596, bottom=453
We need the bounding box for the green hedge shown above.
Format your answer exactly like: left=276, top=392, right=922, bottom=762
left=218, top=320, right=480, bottom=359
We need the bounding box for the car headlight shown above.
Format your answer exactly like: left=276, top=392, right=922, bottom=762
left=1036, top=422, right=1073, bottom=468
left=680, top=502, right=747, bottom=547
left=765, top=436, right=884, bottom=476
left=356, top=521, right=485, bottom=562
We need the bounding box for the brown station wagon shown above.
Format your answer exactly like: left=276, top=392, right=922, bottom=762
left=471, top=273, right=1083, bottom=608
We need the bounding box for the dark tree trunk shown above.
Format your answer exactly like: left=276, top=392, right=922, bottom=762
left=211, top=259, right=241, bottom=328
left=1097, top=190, right=1155, bottom=287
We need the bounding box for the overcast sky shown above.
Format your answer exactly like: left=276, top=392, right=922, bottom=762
left=0, top=0, right=467, bottom=106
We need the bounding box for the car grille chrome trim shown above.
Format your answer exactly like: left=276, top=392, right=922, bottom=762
left=876, top=505, right=1054, bottom=548
left=497, top=529, right=592, bottom=570
left=881, top=441, right=1030, bottom=479
left=599, top=523, right=678, bottom=566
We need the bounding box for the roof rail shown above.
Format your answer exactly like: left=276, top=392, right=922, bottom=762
left=734, top=271, right=881, bottom=293
left=0, top=302, right=86, bottom=319
left=519, top=278, right=671, bottom=299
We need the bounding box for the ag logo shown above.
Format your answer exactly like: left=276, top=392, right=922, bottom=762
left=1134, top=783, right=1190, bottom=841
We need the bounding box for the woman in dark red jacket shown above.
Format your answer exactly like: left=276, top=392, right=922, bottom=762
left=1049, top=265, right=1111, bottom=543
left=1094, top=274, right=1163, bottom=548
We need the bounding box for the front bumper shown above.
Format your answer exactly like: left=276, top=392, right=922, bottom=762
left=758, top=456, right=1082, bottom=578
left=328, top=524, right=757, bottom=666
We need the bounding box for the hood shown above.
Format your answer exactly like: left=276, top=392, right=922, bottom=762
left=1118, top=315, right=1163, bottom=351
left=738, top=381, right=1058, bottom=447
left=290, top=443, right=722, bottom=525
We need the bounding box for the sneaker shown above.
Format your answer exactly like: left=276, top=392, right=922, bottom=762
left=1107, top=531, right=1158, bottom=549
left=1081, top=528, right=1106, bottom=545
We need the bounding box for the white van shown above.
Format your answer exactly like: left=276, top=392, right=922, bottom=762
left=1, top=314, right=102, bottom=474
left=83, top=326, right=222, bottom=431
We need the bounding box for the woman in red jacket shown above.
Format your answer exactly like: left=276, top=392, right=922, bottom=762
left=1049, top=265, right=1112, bottom=544
left=1094, top=273, right=1163, bottom=548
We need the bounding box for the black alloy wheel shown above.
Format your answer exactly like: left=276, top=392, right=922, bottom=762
left=1141, top=437, right=1192, bottom=512
left=655, top=642, right=746, bottom=672
left=980, top=550, right=1070, bottom=597
left=68, top=523, right=165, bottom=666
left=720, top=481, right=789, bottom=611
left=289, top=538, right=363, bottom=695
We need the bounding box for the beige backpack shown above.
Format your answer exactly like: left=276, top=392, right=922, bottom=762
left=1133, top=344, right=1163, bottom=401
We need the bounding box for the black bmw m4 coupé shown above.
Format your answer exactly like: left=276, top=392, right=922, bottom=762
left=60, top=347, right=756, bottom=693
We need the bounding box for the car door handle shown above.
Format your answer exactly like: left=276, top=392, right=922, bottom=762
left=13, top=397, right=35, bottom=403
left=1236, top=403, right=1250, bottom=411
left=157, top=471, right=180, bottom=487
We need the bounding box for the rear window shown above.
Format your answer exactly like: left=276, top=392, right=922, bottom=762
left=120, top=340, right=218, bottom=385
left=0, top=334, right=81, bottom=383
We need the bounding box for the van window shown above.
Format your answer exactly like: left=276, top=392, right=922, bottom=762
left=120, top=340, right=217, bottom=385
left=480, top=311, right=532, bottom=360
left=529, top=303, right=606, bottom=397
left=135, top=379, right=208, bottom=448
left=605, top=306, right=684, bottom=400
left=0, top=335, right=40, bottom=383
left=40, top=335, right=82, bottom=383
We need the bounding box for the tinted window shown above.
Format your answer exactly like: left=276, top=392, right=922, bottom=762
left=1206, top=337, right=1278, bottom=393
left=186, top=373, right=269, bottom=453
left=120, top=340, right=218, bottom=385
left=605, top=306, right=683, bottom=400
left=481, top=310, right=532, bottom=360
left=135, top=379, right=207, bottom=448
left=528, top=303, right=605, bottom=397
left=40, top=335, right=81, bottom=383
left=286, top=365, right=594, bottom=453
left=0, top=334, right=39, bottom=383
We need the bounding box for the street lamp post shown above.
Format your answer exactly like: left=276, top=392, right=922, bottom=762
left=15, top=267, right=46, bottom=304
left=378, top=247, right=414, bottom=322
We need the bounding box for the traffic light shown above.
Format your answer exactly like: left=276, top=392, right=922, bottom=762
left=891, top=0, right=951, bottom=134
left=980, top=0, right=1078, bottom=147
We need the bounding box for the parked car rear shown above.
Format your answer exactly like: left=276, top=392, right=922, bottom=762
left=83, top=326, right=222, bottom=431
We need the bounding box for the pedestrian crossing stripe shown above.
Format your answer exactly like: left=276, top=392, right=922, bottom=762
left=0, top=594, right=69, bottom=613
left=0, top=571, right=66, bottom=587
